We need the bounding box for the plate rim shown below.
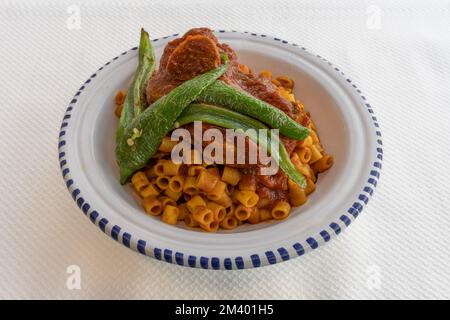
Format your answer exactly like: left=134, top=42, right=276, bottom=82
left=58, top=30, right=383, bottom=270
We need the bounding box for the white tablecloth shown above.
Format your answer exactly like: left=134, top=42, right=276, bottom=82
left=1, top=0, right=449, bottom=299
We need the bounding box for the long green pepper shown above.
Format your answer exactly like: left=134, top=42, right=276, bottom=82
left=197, top=80, right=310, bottom=140
left=116, top=29, right=155, bottom=146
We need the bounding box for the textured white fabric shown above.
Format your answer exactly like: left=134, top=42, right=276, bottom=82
left=1, top=0, right=450, bottom=299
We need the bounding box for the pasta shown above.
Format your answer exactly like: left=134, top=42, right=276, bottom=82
left=220, top=216, right=238, bottom=230
left=164, top=188, right=182, bottom=201
left=271, top=78, right=281, bottom=87
left=234, top=205, right=254, bottom=221
left=221, top=166, right=241, bottom=186
left=297, top=147, right=312, bottom=163
left=184, top=214, right=199, bottom=227
left=288, top=179, right=307, bottom=206
left=154, top=160, right=166, bottom=176
left=131, top=171, right=149, bottom=192
left=275, top=76, right=294, bottom=89
left=310, top=130, right=320, bottom=144
left=226, top=203, right=235, bottom=216
left=200, top=220, right=219, bottom=232
left=299, top=164, right=314, bottom=181
left=291, top=153, right=315, bottom=180
left=126, top=71, right=333, bottom=232
left=206, top=166, right=220, bottom=177
left=279, top=88, right=295, bottom=102
left=163, top=161, right=182, bottom=176
left=206, top=180, right=227, bottom=201
left=155, top=176, right=170, bottom=190
left=312, top=154, right=334, bottom=173
left=271, top=201, right=291, bottom=220
left=216, top=193, right=233, bottom=208
left=309, top=144, right=323, bottom=164
left=142, top=197, right=162, bottom=216
left=304, top=178, right=316, bottom=195
left=239, top=64, right=250, bottom=74
left=235, top=190, right=259, bottom=208
left=161, top=205, right=179, bottom=225
left=247, top=208, right=260, bottom=224
left=158, top=196, right=176, bottom=209
left=308, top=120, right=317, bottom=132
left=158, top=136, right=178, bottom=153
left=207, top=202, right=226, bottom=222
left=188, top=165, right=205, bottom=176
left=192, top=207, right=214, bottom=225
left=183, top=176, right=199, bottom=195
left=195, top=170, right=219, bottom=192
left=259, top=70, right=272, bottom=79
left=301, top=135, right=313, bottom=148
left=186, top=195, right=207, bottom=213
left=168, top=175, right=185, bottom=193
left=140, top=184, right=160, bottom=198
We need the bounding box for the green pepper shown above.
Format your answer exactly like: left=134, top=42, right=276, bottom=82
left=133, top=29, right=155, bottom=117
left=116, top=28, right=155, bottom=147
left=176, top=103, right=306, bottom=188
left=197, top=80, right=310, bottom=140
left=116, top=58, right=229, bottom=184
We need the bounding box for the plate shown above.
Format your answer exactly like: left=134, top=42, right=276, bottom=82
left=58, top=30, right=383, bottom=269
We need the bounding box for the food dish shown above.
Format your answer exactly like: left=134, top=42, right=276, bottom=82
left=58, top=29, right=382, bottom=268
left=114, top=28, right=333, bottom=232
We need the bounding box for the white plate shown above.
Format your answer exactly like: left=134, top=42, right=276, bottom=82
left=58, top=30, right=383, bottom=269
